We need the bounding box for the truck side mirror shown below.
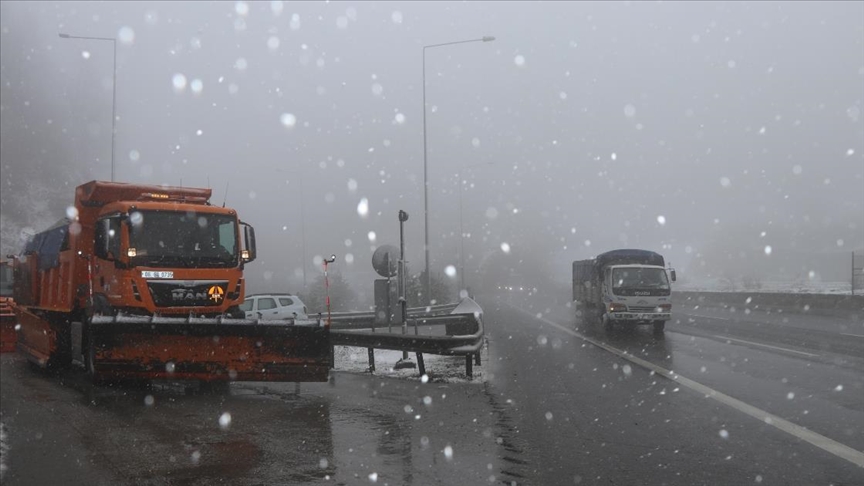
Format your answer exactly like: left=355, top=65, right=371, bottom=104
left=670, top=269, right=677, bottom=282
left=241, top=222, right=256, bottom=262
left=94, top=219, right=110, bottom=260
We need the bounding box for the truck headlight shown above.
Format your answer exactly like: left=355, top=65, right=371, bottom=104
left=657, top=304, right=671, bottom=312
left=608, top=303, right=628, bottom=313
left=127, top=248, right=137, bottom=257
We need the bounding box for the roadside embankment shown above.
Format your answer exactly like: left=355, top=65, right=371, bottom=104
left=673, top=291, right=864, bottom=319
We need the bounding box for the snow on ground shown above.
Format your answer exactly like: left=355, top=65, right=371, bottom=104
left=678, top=280, right=857, bottom=295
left=332, top=344, right=489, bottom=384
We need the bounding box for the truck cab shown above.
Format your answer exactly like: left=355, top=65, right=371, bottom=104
left=573, top=249, right=676, bottom=334
left=602, top=263, right=673, bottom=333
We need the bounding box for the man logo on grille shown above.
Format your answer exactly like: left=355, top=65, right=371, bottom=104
left=208, top=285, right=224, bottom=303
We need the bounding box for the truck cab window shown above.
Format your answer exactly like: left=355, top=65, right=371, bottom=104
left=94, top=217, right=121, bottom=260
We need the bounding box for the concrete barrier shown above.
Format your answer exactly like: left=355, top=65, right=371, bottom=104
left=673, top=291, right=864, bottom=319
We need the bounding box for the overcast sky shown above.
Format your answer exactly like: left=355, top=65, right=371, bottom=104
left=1, top=1, right=862, bottom=294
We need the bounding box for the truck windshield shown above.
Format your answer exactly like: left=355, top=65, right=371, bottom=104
left=612, top=267, right=670, bottom=290
left=128, top=210, right=238, bottom=268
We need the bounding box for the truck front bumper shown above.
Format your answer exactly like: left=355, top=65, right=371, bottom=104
left=606, top=312, right=671, bottom=322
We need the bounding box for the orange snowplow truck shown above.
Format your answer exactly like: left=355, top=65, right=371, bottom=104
left=11, top=180, right=330, bottom=382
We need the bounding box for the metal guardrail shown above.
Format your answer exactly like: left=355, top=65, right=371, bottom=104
left=673, top=290, right=864, bottom=318
left=328, top=298, right=484, bottom=378
left=319, top=302, right=459, bottom=323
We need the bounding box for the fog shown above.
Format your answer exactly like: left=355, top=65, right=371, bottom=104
left=1, top=1, right=862, bottom=299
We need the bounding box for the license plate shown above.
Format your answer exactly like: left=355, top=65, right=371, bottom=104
left=142, top=271, right=174, bottom=279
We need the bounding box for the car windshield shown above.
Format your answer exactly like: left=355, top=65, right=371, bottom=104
left=1, top=2, right=862, bottom=486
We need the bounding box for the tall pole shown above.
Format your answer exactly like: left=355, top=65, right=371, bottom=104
left=458, top=161, right=493, bottom=295
left=422, top=45, right=430, bottom=305
left=59, top=33, right=117, bottom=182
left=399, top=210, right=409, bottom=360
left=422, top=36, right=495, bottom=304
left=299, top=170, right=307, bottom=289
left=323, top=254, right=336, bottom=329
left=110, top=38, right=117, bottom=182
left=458, top=174, right=465, bottom=291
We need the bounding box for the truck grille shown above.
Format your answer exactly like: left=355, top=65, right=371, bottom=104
left=628, top=306, right=662, bottom=312
left=147, top=280, right=228, bottom=308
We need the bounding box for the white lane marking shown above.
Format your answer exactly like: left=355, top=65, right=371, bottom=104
left=713, top=335, right=820, bottom=358
left=680, top=312, right=732, bottom=321
left=529, top=312, right=864, bottom=469
left=841, top=333, right=864, bottom=339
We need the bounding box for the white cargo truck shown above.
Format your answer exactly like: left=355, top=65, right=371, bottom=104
left=572, top=249, right=676, bottom=333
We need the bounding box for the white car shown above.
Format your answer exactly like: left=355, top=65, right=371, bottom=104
left=239, top=293, right=308, bottom=320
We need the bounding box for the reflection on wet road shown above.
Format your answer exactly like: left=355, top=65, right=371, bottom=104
left=0, top=352, right=501, bottom=485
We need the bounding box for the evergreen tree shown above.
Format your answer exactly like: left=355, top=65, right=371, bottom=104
left=300, top=271, right=360, bottom=314
left=403, top=265, right=456, bottom=307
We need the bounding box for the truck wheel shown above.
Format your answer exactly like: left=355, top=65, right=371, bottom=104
left=653, top=321, right=665, bottom=334
left=84, top=335, right=96, bottom=376
left=82, top=323, right=99, bottom=380
left=92, top=295, right=115, bottom=318
left=603, top=315, right=614, bottom=333
left=48, top=323, right=73, bottom=370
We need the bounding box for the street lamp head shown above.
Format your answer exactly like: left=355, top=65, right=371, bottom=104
left=482, top=36, right=496, bottom=42
left=59, top=33, right=70, bottom=38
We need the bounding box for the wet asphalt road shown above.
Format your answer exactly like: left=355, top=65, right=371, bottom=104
left=1, top=353, right=500, bottom=485
left=485, top=292, right=863, bottom=485
left=1, top=292, right=862, bottom=485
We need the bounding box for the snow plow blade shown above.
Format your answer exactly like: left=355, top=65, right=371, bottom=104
left=87, top=315, right=330, bottom=382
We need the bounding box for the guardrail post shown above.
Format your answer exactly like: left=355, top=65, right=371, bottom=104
left=367, top=348, right=375, bottom=373
left=416, top=352, right=425, bottom=376
left=465, top=355, right=473, bottom=378
left=474, top=352, right=481, bottom=366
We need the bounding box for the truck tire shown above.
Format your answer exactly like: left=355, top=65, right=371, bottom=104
left=81, top=322, right=99, bottom=381
left=603, top=314, right=614, bottom=333
left=84, top=332, right=96, bottom=376
left=48, top=322, right=73, bottom=370
left=653, top=321, right=665, bottom=334
left=91, top=294, right=115, bottom=317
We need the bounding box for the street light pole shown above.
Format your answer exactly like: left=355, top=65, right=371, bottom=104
left=422, top=35, right=495, bottom=304
left=59, top=32, right=117, bottom=182
left=299, top=171, right=308, bottom=289
left=458, top=161, right=494, bottom=295
left=458, top=174, right=465, bottom=291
